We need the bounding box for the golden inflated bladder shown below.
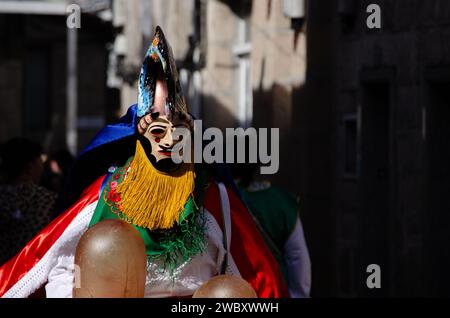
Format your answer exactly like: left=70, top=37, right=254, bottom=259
left=73, top=219, right=147, bottom=298
left=193, top=274, right=258, bottom=298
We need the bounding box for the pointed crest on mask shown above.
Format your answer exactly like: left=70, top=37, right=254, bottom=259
left=137, top=26, right=188, bottom=119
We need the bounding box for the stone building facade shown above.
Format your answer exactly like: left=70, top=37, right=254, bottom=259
left=0, top=3, right=115, bottom=154
left=301, top=0, right=450, bottom=296
left=112, top=0, right=307, bottom=192
left=233, top=0, right=450, bottom=297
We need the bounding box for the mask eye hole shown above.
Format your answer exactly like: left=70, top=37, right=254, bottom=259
left=150, top=127, right=165, bottom=135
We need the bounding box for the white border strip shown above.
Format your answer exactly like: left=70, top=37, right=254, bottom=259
left=203, top=208, right=239, bottom=276
left=0, top=1, right=67, bottom=15
left=3, top=201, right=97, bottom=298
left=217, top=183, right=232, bottom=254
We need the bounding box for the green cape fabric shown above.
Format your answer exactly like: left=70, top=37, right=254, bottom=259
left=89, top=159, right=207, bottom=271
left=237, top=183, right=299, bottom=282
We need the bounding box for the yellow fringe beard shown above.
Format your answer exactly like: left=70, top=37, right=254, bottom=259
left=116, top=140, right=195, bottom=230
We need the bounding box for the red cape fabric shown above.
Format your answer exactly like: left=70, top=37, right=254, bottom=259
left=203, top=184, right=289, bottom=298
left=0, top=177, right=289, bottom=298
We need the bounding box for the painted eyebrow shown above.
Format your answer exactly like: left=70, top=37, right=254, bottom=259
left=149, top=124, right=168, bottom=129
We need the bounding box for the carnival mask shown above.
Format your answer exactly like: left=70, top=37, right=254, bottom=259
left=136, top=26, right=192, bottom=170
left=141, top=112, right=189, bottom=163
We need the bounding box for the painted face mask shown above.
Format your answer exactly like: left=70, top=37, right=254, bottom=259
left=110, top=27, right=196, bottom=231
left=136, top=26, right=192, bottom=169
left=142, top=112, right=189, bottom=163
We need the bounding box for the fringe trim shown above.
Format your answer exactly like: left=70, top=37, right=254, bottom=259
left=117, top=140, right=195, bottom=230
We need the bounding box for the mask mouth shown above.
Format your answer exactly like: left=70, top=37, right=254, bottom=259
left=137, top=135, right=181, bottom=173
left=158, top=145, right=173, bottom=157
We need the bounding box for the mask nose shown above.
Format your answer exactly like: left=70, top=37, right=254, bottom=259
left=161, top=129, right=174, bottom=148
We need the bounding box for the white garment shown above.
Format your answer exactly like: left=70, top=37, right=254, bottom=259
left=45, top=208, right=239, bottom=298
left=284, top=216, right=311, bottom=298
left=4, top=183, right=240, bottom=298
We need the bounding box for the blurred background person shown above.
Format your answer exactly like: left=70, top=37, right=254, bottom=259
left=41, top=149, right=75, bottom=195
left=41, top=149, right=75, bottom=220
left=0, top=137, right=57, bottom=265
left=232, top=162, right=311, bottom=298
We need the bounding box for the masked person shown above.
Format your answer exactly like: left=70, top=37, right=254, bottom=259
left=0, top=27, right=288, bottom=298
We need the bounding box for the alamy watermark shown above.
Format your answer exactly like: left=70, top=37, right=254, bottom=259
left=73, top=264, right=81, bottom=288
left=171, top=121, right=280, bottom=175
left=66, top=4, right=81, bottom=29
left=366, top=264, right=381, bottom=289
left=366, top=4, right=381, bottom=29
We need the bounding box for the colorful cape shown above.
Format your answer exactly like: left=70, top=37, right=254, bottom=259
left=0, top=105, right=289, bottom=298
left=0, top=175, right=289, bottom=297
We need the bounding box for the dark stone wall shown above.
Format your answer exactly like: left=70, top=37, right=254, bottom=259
left=331, top=0, right=450, bottom=296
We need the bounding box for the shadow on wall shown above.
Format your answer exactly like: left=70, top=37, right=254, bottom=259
left=200, top=94, right=239, bottom=130
left=254, top=82, right=331, bottom=299
left=200, top=89, right=299, bottom=191
left=291, top=79, right=335, bottom=298
left=201, top=85, right=323, bottom=297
